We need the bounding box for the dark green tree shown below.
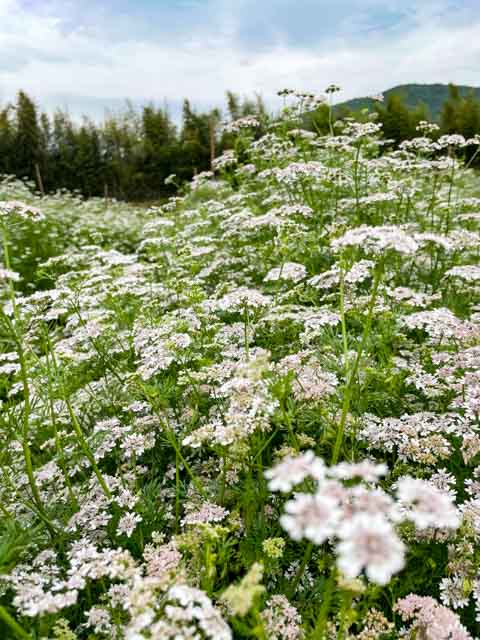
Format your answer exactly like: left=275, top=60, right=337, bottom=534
left=14, top=91, right=41, bottom=180
left=376, top=94, right=416, bottom=145
left=0, top=105, right=14, bottom=176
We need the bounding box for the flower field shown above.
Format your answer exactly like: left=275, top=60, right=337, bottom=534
left=1, top=96, right=480, bottom=639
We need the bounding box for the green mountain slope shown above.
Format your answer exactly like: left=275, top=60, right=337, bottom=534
left=337, top=83, right=480, bottom=120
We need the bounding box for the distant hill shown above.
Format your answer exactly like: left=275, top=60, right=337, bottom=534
left=336, top=83, right=480, bottom=121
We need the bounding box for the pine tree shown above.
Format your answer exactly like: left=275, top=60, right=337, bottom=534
left=75, top=121, right=103, bottom=198
left=226, top=92, right=240, bottom=121
left=180, top=100, right=210, bottom=179
left=0, top=105, right=14, bottom=176
left=376, top=94, right=415, bottom=145
left=50, top=109, right=77, bottom=191
left=140, top=105, right=178, bottom=197
left=14, top=91, right=41, bottom=179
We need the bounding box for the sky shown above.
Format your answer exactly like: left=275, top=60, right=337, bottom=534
left=1, top=0, right=480, bottom=122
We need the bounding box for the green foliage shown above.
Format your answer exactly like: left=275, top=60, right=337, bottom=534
left=1, top=88, right=480, bottom=640
left=338, top=82, right=480, bottom=121
left=0, top=91, right=267, bottom=202
left=3, top=84, right=480, bottom=201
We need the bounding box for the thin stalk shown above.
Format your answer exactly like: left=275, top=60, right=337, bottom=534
left=337, top=590, right=353, bottom=640
left=253, top=428, right=279, bottom=461
left=465, top=144, right=480, bottom=170
left=243, top=303, right=250, bottom=361
left=289, top=541, right=313, bottom=597
left=0, top=605, right=30, bottom=639
left=1, top=226, right=54, bottom=535
left=281, top=396, right=299, bottom=450
left=353, top=143, right=363, bottom=222
left=0, top=499, right=13, bottom=519
left=44, top=335, right=112, bottom=499
left=427, top=173, right=439, bottom=228
left=443, top=159, right=456, bottom=234
left=331, top=263, right=383, bottom=465
left=135, top=379, right=207, bottom=498
left=219, top=450, right=228, bottom=506
left=339, top=268, right=349, bottom=374
left=42, top=342, right=78, bottom=509
left=175, top=452, right=181, bottom=533
left=312, top=569, right=336, bottom=640
left=63, top=396, right=112, bottom=499
left=70, top=299, right=126, bottom=387
left=328, top=95, right=334, bottom=137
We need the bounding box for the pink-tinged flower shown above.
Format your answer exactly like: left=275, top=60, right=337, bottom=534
left=446, top=265, right=480, bottom=282
left=264, top=262, right=307, bottom=283
left=117, top=512, right=142, bottom=538
left=395, top=594, right=473, bottom=640
left=396, top=477, right=461, bottom=530
left=337, top=513, right=405, bottom=585
left=261, top=595, right=304, bottom=640
left=280, top=492, right=340, bottom=544
left=330, top=460, right=388, bottom=483
left=0, top=200, right=45, bottom=222
left=265, top=451, right=325, bottom=492
left=181, top=502, right=228, bottom=527
left=347, top=486, right=397, bottom=520
left=440, top=576, right=470, bottom=610
left=331, top=225, right=418, bottom=255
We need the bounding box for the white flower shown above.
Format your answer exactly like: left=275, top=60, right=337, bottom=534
left=446, top=265, right=480, bottom=282
left=117, top=512, right=142, bottom=538
left=0, top=200, right=45, bottom=221
left=85, top=607, right=112, bottom=633
left=344, top=260, right=375, bottom=284
left=264, top=262, right=307, bottom=283
left=332, top=225, right=418, bottom=255
left=0, top=268, right=21, bottom=281
left=265, top=451, right=325, bottom=492
left=182, top=503, right=229, bottom=527
left=337, top=513, right=405, bottom=585
left=440, top=576, right=470, bottom=610
left=396, top=476, right=461, bottom=530
left=216, top=287, right=271, bottom=312
left=280, top=492, right=340, bottom=544
left=330, top=460, right=388, bottom=483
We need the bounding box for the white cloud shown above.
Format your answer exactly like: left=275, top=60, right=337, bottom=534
left=0, top=0, right=479, bottom=120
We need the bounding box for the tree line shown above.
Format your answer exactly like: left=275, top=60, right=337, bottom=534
left=337, top=83, right=480, bottom=153
left=0, top=91, right=266, bottom=201
left=1, top=84, right=479, bottom=201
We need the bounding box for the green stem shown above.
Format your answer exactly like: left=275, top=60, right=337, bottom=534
left=253, top=428, right=279, bottom=461
left=136, top=379, right=207, bottom=498
left=465, top=144, right=480, bottom=170
left=219, top=450, right=228, bottom=505
left=337, top=590, right=353, bottom=640
left=175, top=452, right=181, bottom=533
left=0, top=606, right=30, bottom=640
left=353, top=143, right=363, bottom=222
left=331, top=263, right=383, bottom=465
left=339, top=267, right=349, bottom=375
left=443, top=159, right=456, bottom=234
left=1, top=226, right=55, bottom=536
left=289, top=541, right=313, bottom=597
left=42, top=338, right=78, bottom=509
left=64, top=397, right=112, bottom=499
left=312, top=569, right=336, bottom=640
left=243, top=303, right=250, bottom=361
left=0, top=499, right=12, bottom=519
left=281, top=396, right=299, bottom=450
left=328, top=95, right=334, bottom=137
